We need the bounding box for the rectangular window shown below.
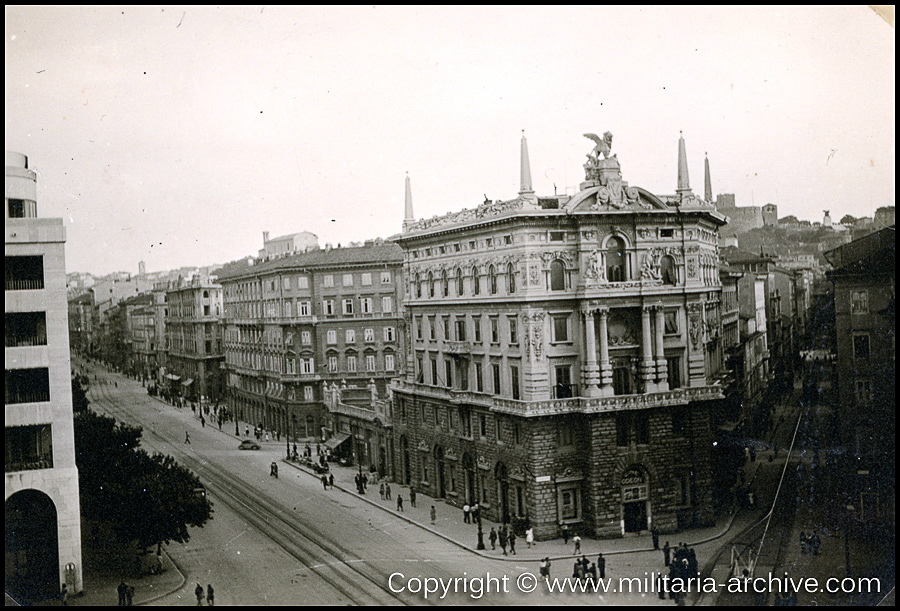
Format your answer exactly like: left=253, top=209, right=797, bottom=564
left=328, top=356, right=338, bottom=372
left=5, top=256, right=44, bottom=291
left=304, top=386, right=314, bottom=401
left=492, top=363, right=501, bottom=394
left=511, top=365, right=520, bottom=400
left=430, top=358, right=438, bottom=385
left=473, top=316, right=482, bottom=343
left=490, top=318, right=499, bottom=343
left=327, top=330, right=337, bottom=344
left=553, top=315, right=568, bottom=342
left=854, top=379, right=872, bottom=404
left=361, top=273, right=372, bottom=286
left=381, top=271, right=392, bottom=284
left=853, top=334, right=870, bottom=359
left=323, top=300, right=335, bottom=315
left=366, top=354, right=376, bottom=372
left=382, top=296, right=393, bottom=313
left=455, top=318, right=467, bottom=341
left=6, top=368, right=50, bottom=403
left=508, top=316, right=518, bottom=344
left=415, top=317, right=423, bottom=340
left=442, top=317, right=450, bottom=340
left=475, top=361, right=484, bottom=392
left=347, top=355, right=357, bottom=372
left=364, top=328, right=375, bottom=342
left=445, top=359, right=453, bottom=388
left=664, top=310, right=679, bottom=334
left=298, top=301, right=311, bottom=316
left=5, top=312, right=48, bottom=347
left=559, top=486, right=580, bottom=520
left=361, top=297, right=373, bottom=313
left=283, top=277, right=291, bottom=290
left=850, top=290, right=869, bottom=314
left=667, top=356, right=682, bottom=389
left=480, top=414, right=487, bottom=438
left=298, top=276, right=309, bottom=289
left=324, top=275, right=334, bottom=287
left=384, top=327, right=396, bottom=342
left=343, top=274, right=353, bottom=287
left=345, top=329, right=356, bottom=343
left=429, top=316, right=436, bottom=341
left=416, top=357, right=424, bottom=383
left=5, top=424, right=53, bottom=472
left=554, top=365, right=572, bottom=398
left=549, top=231, right=565, bottom=242
left=385, top=354, right=395, bottom=372
left=343, top=299, right=354, bottom=315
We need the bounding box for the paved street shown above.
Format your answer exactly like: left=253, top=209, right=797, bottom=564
left=67, top=358, right=752, bottom=606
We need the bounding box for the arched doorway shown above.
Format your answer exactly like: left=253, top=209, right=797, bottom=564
left=462, top=453, right=476, bottom=504
left=6, top=489, right=59, bottom=604
left=434, top=446, right=446, bottom=498
left=495, top=462, right=510, bottom=524
left=399, top=436, right=411, bottom=485
left=621, top=467, right=649, bottom=533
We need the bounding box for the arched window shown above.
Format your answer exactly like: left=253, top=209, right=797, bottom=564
left=606, top=237, right=626, bottom=282
left=549, top=259, right=566, bottom=291
left=456, top=267, right=464, bottom=296
left=661, top=255, right=677, bottom=285
left=489, top=265, right=497, bottom=295
left=428, top=272, right=435, bottom=298
left=415, top=273, right=421, bottom=298
left=507, top=263, right=516, bottom=293
left=472, top=266, right=480, bottom=295
left=442, top=270, right=449, bottom=297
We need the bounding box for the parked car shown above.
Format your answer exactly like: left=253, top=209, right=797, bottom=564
left=238, top=439, right=261, bottom=450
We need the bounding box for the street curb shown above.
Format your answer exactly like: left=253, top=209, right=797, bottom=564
left=281, top=457, right=740, bottom=564
left=134, top=549, right=186, bottom=606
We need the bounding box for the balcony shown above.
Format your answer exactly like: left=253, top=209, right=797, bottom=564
left=444, top=340, right=473, bottom=355
left=393, top=379, right=724, bottom=418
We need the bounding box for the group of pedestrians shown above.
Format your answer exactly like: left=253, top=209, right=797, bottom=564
left=571, top=553, right=605, bottom=582
left=487, top=523, right=519, bottom=555
left=116, top=581, right=135, bottom=606
left=194, top=583, right=214, bottom=605
left=660, top=541, right=699, bottom=602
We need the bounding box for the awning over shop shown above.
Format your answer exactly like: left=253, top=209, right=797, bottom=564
left=323, top=433, right=351, bottom=451
left=181, top=378, right=194, bottom=387
left=165, top=374, right=181, bottom=381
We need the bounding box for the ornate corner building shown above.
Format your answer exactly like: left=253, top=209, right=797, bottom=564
left=6, top=152, right=83, bottom=600
left=390, top=133, right=728, bottom=539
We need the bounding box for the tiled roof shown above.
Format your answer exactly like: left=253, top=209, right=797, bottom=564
left=216, top=243, right=402, bottom=281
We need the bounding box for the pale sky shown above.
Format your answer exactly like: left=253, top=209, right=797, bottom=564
left=5, top=6, right=895, bottom=276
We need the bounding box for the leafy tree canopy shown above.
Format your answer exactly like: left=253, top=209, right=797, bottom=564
left=74, top=409, right=212, bottom=551
left=840, top=214, right=857, bottom=225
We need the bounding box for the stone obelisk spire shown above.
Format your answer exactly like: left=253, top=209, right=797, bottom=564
left=676, top=131, right=692, bottom=196
left=704, top=152, right=712, bottom=202
left=519, top=130, right=534, bottom=197
left=402, top=172, right=414, bottom=229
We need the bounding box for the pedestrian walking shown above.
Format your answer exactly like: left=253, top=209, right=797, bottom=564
left=118, top=581, right=127, bottom=606
left=184, top=431, right=190, bottom=444
left=265, top=431, right=270, bottom=442
left=200, top=415, right=205, bottom=428
left=328, top=473, right=334, bottom=487
left=561, top=523, right=570, bottom=545
left=195, top=582, right=204, bottom=605
left=385, top=482, right=392, bottom=500
left=811, top=531, right=821, bottom=556
left=322, top=475, right=329, bottom=490
left=126, top=585, right=134, bottom=606
left=396, top=494, right=404, bottom=511
left=526, top=527, right=534, bottom=548
left=573, top=534, right=581, bottom=555
left=508, top=530, right=517, bottom=555
left=206, top=584, right=214, bottom=606
left=60, top=583, right=69, bottom=606
left=471, top=502, right=480, bottom=522
left=430, top=505, right=436, bottom=525
left=539, top=557, right=550, bottom=578
left=499, top=528, right=508, bottom=556
left=651, top=526, right=660, bottom=550
left=409, top=487, right=416, bottom=507
left=380, top=482, right=386, bottom=499
left=463, top=503, right=471, bottom=524
left=597, top=552, right=606, bottom=579
left=663, top=541, right=671, bottom=566
left=489, top=527, right=497, bottom=550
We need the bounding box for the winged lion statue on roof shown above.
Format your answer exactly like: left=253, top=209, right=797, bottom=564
left=584, top=131, right=616, bottom=163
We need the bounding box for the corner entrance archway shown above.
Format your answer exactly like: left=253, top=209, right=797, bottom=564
left=6, top=489, right=60, bottom=604
left=621, top=467, right=649, bottom=533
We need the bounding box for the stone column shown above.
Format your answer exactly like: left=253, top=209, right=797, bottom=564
left=581, top=306, right=601, bottom=396
left=655, top=306, right=669, bottom=391
left=640, top=305, right=657, bottom=392
left=597, top=307, right=613, bottom=396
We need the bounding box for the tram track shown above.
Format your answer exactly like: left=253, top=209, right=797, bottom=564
left=84, top=367, right=416, bottom=606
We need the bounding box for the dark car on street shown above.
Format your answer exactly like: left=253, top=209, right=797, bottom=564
left=238, top=439, right=261, bottom=450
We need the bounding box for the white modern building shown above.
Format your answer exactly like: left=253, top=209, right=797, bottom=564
left=5, top=151, right=83, bottom=602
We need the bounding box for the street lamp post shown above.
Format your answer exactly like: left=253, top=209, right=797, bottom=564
left=476, top=509, right=485, bottom=550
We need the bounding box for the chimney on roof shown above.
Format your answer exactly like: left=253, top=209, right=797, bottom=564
left=263, top=231, right=270, bottom=244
